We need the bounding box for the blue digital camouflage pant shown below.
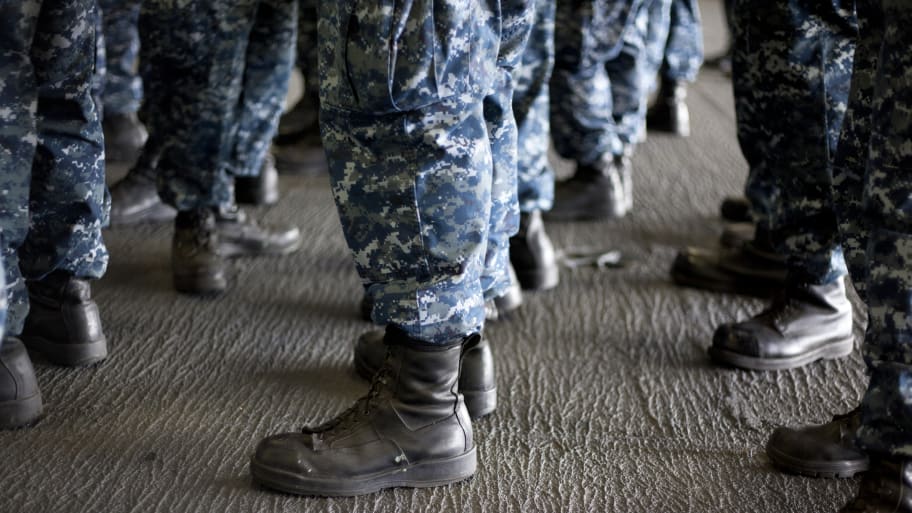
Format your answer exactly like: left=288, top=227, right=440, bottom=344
left=550, top=0, right=649, bottom=165
left=0, top=0, right=109, bottom=336
left=135, top=0, right=297, bottom=210
left=644, top=0, right=703, bottom=88
left=97, top=0, right=142, bottom=116
left=731, top=0, right=855, bottom=285
left=832, top=0, right=912, bottom=458
left=514, top=0, right=556, bottom=213
left=320, top=0, right=533, bottom=344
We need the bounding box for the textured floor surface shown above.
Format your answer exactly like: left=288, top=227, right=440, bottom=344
left=0, top=3, right=869, bottom=512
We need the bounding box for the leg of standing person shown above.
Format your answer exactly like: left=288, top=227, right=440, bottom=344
left=1, top=0, right=112, bottom=429
left=272, top=0, right=327, bottom=175
left=547, top=0, right=643, bottom=222
left=97, top=0, right=147, bottom=163
left=706, top=0, right=857, bottom=372
left=137, top=0, right=301, bottom=295
left=646, top=0, right=703, bottom=136
left=251, top=0, right=533, bottom=496
left=510, top=0, right=560, bottom=292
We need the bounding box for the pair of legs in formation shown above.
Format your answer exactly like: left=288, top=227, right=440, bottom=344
left=0, top=0, right=112, bottom=428
left=680, top=0, right=912, bottom=510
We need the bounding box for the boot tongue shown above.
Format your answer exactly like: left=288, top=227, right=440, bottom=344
left=301, top=353, right=395, bottom=436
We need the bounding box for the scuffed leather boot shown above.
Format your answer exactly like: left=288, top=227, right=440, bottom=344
left=235, top=152, right=280, bottom=206
left=767, top=408, right=869, bottom=478
left=252, top=327, right=477, bottom=496
left=172, top=209, right=227, bottom=294
left=21, top=272, right=108, bottom=366
left=710, top=276, right=854, bottom=370
left=546, top=155, right=628, bottom=221
left=840, top=458, right=912, bottom=512
left=0, top=338, right=43, bottom=429
left=354, top=330, right=496, bottom=419
left=102, top=112, right=148, bottom=164
left=108, top=171, right=176, bottom=226
left=215, top=206, right=302, bottom=258
left=646, top=78, right=690, bottom=136
left=510, top=211, right=559, bottom=291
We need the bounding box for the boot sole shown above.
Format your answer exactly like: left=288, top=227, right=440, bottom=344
left=110, top=202, right=177, bottom=227
left=250, top=448, right=477, bottom=497
left=173, top=272, right=227, bottom=295
left=766, top=441, right=869, bottom=478
left=0, top=392, right=44, bottom=429
left=353, top=355, right=496, bottom=420
left=708, top=337, right=854, bottom=371
left=219, top=236, right=303, bottom=259
left=21, top=334, right=108, bottom=367
left=514, top=266, right=559, bottom=291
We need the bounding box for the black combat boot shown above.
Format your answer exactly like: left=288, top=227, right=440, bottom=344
left=766, top=408, right=869, bottom=478
left=510, top=211, right=559, bottom=291
left=840, top=458, right=912, bottom=512
left=234, top=152, right=280, bottom=206
left=0, top=338, right=43, bottom=429
left=273, top=94, right=327, bottom=175
left=720, top=196, right=752, bottom=223
left=546, top=155, right=628, bottom=222
left=671, top=228, right=787, bottom=298
left=252, top=327, right=477, bottom=496
left=353, top=330, right=496, bottom=419
left=172, top=208, right=227, bottom=294
left=102, top=112, right=148, bottom=164
left=646, top=78, right=690, bottom=136
left=108, top=171, right=176, bottom=226
left=214, top=206, right=302, bottom=258
left=21, top=272, right=108, bottom=366
left=709, top=276, right=854, bottom=370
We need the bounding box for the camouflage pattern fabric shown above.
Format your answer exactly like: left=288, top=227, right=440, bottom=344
left=514, top=0, right=556, bottom=213
left=231, top=2, right=298, bottom=177
left=0, top=257, right=5, bottom=345
left=482, top=68, right=521, bottom=302
left=98, top=0, right=142, bottom=115
left=644, top=0, right=702, bottom=91
left=550, top=0, right=648, bottom=165
left=319, top=0, right=532, bottom=343
left=731, top=0, right=855, bottom=285
left=137, top=0, right=297, bottom=210
left=831, top=0, right=912, bottom=458
left=660, top=0, right=703, bottom=83
left=0, top=0, right=109, bottom=336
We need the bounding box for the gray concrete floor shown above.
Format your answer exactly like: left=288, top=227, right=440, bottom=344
left=0, top=2, right=868, bottom=512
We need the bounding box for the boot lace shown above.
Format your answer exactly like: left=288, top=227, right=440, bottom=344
left=302, top=352, right=394, bottom=435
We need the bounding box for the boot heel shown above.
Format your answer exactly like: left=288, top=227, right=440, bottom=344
left=408, top=448, right=478, bottom=486
left=462, top=387, right=497, bottom=419
left=0, top=392, right=43, bottom=429
left=22, top=335, right=108, bottom=367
